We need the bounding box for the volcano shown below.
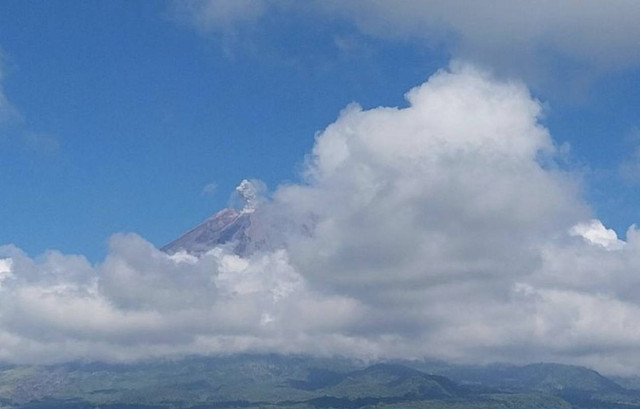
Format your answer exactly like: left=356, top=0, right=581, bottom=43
left=162, top=180, right=265, bottom=256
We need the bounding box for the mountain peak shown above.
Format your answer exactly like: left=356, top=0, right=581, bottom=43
left=161, top=180, right=270, bottom=257
left=161, top=207, right=250, bottom=256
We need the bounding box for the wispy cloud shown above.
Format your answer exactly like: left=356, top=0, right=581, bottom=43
left=619, top=128, right=640, bottom=184
left=169, top=0, right=268, bottom=34
left=202, top=181, right=218, bottom=196
left=0, top=50, right=21, bottom=125
left=0, top=47, right=59, bottom=155
left=320, top=0, right=640, bottom=69
left=168, top=0, right=640, bottom=90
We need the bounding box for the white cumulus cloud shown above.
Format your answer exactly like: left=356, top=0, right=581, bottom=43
left=570, top=219, right=626, bottom=250
left=4, top=65, right=640, bottom=374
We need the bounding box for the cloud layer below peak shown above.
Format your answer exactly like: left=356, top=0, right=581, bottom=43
left=2, top=66, right=639, bottom=374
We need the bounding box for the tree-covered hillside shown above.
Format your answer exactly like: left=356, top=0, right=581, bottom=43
left=1, top=355, right=640, bottom=409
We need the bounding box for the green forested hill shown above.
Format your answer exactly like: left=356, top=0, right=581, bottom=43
left=0, top=355, right=639, bottom=409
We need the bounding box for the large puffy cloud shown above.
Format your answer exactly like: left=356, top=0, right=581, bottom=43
left=0, top=235, right=363, bottom=364
left=275, top=65, right=584, bottom=296
left=3, top=65, right=640, bottom=374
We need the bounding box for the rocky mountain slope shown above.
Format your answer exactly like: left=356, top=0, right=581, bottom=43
left=162, top=180, right=268, bottom=256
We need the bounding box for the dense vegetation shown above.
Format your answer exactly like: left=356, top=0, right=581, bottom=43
left=2, top=355, right=640, bottom=408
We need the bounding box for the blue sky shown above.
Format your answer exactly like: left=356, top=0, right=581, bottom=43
left=0, top=0, right=638, bottom=262
left=0, top=1, right=450, bottom=260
